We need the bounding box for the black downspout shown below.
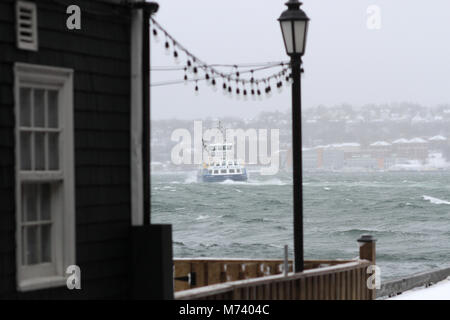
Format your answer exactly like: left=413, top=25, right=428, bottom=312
left=140, top=2, right=158, bottom=224
left=142, top=7, right=151, bottom=225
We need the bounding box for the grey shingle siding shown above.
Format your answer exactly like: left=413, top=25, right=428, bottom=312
left=0, top=0, right=133, bottom=299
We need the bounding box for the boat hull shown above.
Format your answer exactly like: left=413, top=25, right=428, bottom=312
left=199, top=173, right=248, bottom=183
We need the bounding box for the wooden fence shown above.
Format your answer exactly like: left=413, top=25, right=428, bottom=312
left=174, top=258, right=353, bottom=292
left=174, top=235, right=377, bottom=300
left=175, top=260, right=372, bottom=300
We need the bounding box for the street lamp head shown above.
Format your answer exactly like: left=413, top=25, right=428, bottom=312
left=278, top=0, right=310, bottom=56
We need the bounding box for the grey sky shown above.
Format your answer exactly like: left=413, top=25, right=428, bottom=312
left=151, top=0, right=450, bottom=119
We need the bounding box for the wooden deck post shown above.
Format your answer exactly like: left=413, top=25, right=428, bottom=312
left=357, top=234, right=377, bottom=299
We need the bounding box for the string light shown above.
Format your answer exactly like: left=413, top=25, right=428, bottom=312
left=150, top=18, right=291, bottom=98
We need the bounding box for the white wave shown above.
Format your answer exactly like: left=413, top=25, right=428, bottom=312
left=422, top=195, right=450, bottom=205
left=218, top=178, right=286, bottom=186
left=220, top=179, right=246, bottom=185
left=184, top=171, right=198, bottom=184
left=234, top=189, right=242, bottom=193
left=248, top=178, right=286, bottom=186
left=196, top=215, right=210, bottom=220
left=323, top=187, right=331, bottom=191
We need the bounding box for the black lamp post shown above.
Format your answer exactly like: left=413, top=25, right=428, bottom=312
left=278, top=0, right=309, bottom=273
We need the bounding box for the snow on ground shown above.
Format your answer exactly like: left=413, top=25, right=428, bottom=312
left=388, top=277, right=450, bottom=300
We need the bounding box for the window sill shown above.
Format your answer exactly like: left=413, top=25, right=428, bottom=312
left=18, top=276, right=66, bottom=292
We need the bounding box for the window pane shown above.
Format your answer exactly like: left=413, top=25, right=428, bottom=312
left=47, top=90, right=58, bottom=128
left=41, top=224, right=51, bottom=263
left=21, top=227, right=26, bottom=265
left=34, top=132, right=45, bottom=170
left=22, top=184, right=38, bottom=222
left=20, top=88, right=31, bottom=127
left=281, top=21, right=294, bottom=54
left=48, top=133, right=59, bottom=170
left=26, top=226, right=39, bottom=265
left=40, top=184, right=51, bottom=221
left=34, top=89, right=45, bottom=127
left=294, top=20, right=307, bottom=54
left=20, top=131, right=32, bottom=170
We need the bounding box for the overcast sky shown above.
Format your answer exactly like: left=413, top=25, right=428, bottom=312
left=150, top=0, right=450, bottom=119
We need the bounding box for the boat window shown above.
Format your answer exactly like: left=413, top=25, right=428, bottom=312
left=237, top=169, right=241, bottom=173
left=208, top=170, right=212, bottom=174
left=229, top=169, right=235, bottom=173
left=214, top=170, right=219, bottom=174
left=223, top=146, right=226, bottom=150
left=220, top=169, right=227, bottom=174
left=222, top=161, right=226, bottom=166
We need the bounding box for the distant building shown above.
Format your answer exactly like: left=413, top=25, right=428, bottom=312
left=392, top=138, right=428, bottom=162
left=302, top=148, right=318, bottom=170
left=322, top=149, right=345, bottom=169
left=344, top=155, right=378, bottom=170
left=428, top=135, right=448, bottom=152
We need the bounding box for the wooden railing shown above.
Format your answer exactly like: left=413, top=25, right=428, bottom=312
left=175, top=260, right=372, bottom=300
left=174, top=235, right=377, bottom=300
left=174, top=258, right=353, bottom=292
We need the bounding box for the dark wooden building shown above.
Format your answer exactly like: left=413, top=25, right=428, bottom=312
left=0, top=0, right=172, bottom=299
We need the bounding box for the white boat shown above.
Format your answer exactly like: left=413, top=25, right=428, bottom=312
left=197, top=124, right=248, bottom=183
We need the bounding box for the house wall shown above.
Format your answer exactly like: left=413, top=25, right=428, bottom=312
left=0, top=0, right=133, bottom=299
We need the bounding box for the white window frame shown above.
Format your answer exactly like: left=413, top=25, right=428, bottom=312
left=14, top=63, right=75, bottom=292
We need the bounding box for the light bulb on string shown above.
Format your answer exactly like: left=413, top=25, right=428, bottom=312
left=235, top=80, right=240, bottom=100
left=277, top=76, right=283, bottom=93
left=210, top=73, right=217, bottom=91
left=263, top=80, right=269, bottom=97
left=211, top=78, right=217, bottom=92
left=210, top=71, right=216, bottom=86
left=243, top=86, right=248, bottom=101
left=285, top=74, right=292, bottom=87
left=184, top=67, right=188, bottom=86
left=233, top=65, right=240, bottom=79
left=194, top=81, right=199, bottom=96
left=173, top=50, right=180, bottom=64
left=152, top=28, right=160, bottom=43
left=222, top=78, right=227, bottom=96
left=256, top=81, right=262, bottom=100
left=164, top=35, right=170, bottom=56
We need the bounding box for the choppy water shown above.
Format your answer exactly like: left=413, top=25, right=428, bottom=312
left=152, top=171, right=450, bottom=281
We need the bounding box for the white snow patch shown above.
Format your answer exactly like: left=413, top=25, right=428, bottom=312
left=388, top=277, right=450, bottom=300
